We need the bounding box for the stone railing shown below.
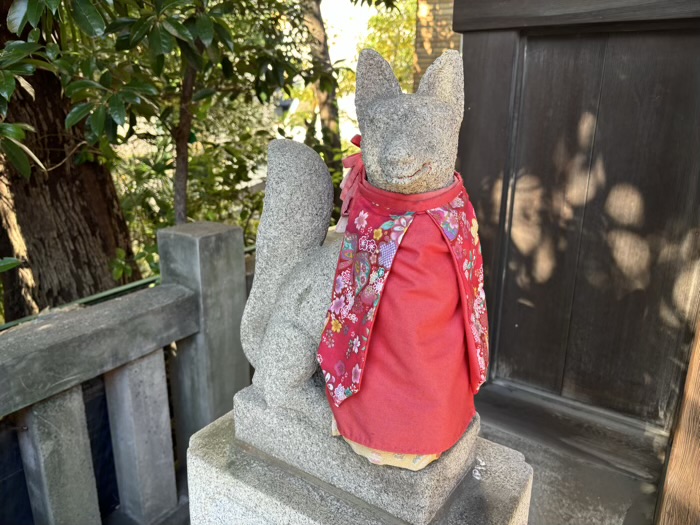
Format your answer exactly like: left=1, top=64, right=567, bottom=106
left=0, top=222, right=250, bottom=525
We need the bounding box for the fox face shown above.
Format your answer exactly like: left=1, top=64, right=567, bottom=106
left=355, top=49, right=465, bottom=195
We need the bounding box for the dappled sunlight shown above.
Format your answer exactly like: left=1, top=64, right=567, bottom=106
left=577, top=111, right=597, bottom=150
left=510, top=172, right=545, bottom=257
left=0, top=174, right=40, bottom=315
left=533, top=236, right=556, bottom=284
left=605, top=184, right=645, bottom=227
left=490, top=176, right=504, bottom=226
left=497, top=98, right=699, bottom=422
left=673, top=260, right=700, bottom=323
left=606, top=229, right=652, bottom=293
left=564, top=152, right=594, bottom=207
left=507, top=112, right=609, bottom=292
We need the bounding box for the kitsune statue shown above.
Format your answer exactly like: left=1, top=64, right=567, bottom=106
left=240, top=48, right=488, bottom=472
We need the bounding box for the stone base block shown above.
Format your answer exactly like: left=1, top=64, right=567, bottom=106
left=233, top=386, right=479, bottom=524
left=188, top=412, right=533, bottom=525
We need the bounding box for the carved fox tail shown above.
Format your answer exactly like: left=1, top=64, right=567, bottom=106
left=240, top=139, right=333, bottom=368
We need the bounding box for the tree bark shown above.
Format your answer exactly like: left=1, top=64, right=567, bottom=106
left=173, top=64, right=196, bottom=225
left=0, top=17, right=140, bottom=321
left=304, top=0, right=343, bottom=177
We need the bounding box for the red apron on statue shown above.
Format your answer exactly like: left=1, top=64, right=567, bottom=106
left=317, top=137, right=489, bottom=456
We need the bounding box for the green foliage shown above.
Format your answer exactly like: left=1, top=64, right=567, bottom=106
left=2, top=0, right=308, bottom=160
left=0, top=257, right=22, bottom=273
left=1, top=0, right=408, bottom=285
left=2, top=0, right=312, bottom=274
left=0, top=41, right=50, bottom=175
left=114, top=94, right=275, bottom=275
left=338, top=0, right=416, bottom=99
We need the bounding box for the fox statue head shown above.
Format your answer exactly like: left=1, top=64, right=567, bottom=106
left=355, top=49, right=464, bottom=195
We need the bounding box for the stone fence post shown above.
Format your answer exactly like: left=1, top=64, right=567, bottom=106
left=158, top=222, right=249, bottom=466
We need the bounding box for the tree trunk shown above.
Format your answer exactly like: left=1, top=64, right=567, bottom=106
left=304, top=0, right=343, bottom=178
left=173, top=64, right=196, bottom=225
left=0, top=19, right=140, bottom=322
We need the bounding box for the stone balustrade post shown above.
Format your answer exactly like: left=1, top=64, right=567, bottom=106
left=157, top=222, right=249, bottom=467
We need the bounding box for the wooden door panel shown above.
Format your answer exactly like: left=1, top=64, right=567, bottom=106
left=459, top=31, right=519, bottom=307
left=561, top=31, right=700, bottom=424
left=496, top=35, right=607, bottom=391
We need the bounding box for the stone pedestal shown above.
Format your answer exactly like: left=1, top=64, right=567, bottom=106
left=188, top=411, right=533, bottom=525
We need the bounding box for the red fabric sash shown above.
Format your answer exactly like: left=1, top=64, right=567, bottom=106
left=317, top=141, right=489, bottom=408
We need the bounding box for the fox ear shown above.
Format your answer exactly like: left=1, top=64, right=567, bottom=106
left=417, top=50, right=464, bottom=120
left=355, top=49, right=401, bottom=125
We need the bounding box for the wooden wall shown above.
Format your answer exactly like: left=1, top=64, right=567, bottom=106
left=454, top=1, right=700, bottom=428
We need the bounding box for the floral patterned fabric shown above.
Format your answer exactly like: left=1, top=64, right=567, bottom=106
left=317, top=177, right=489, bottom=409
left=426, top=196, right=489, bottom=392
left=318, top=204, right=415, bottom=406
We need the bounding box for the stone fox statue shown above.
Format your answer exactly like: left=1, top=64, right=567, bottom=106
left=241, top=49, right=489, bottom=471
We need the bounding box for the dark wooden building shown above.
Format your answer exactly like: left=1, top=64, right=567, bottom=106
left=451, top=2, right=700, bottom=523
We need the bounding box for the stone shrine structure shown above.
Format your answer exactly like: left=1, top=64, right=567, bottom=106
left=188, top=49, right=533, bottom=524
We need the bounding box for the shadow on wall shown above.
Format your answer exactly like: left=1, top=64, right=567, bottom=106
left=479, top=108, right=699, bottom=424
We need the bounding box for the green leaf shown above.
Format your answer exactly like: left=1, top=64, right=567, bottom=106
left=108, top=95, right=126, bottom=125
left=0, top=123, right=27, bottom=140
left=213, top=21, right=234, bottom=52
left=120, top=91, right=141, bottom=104
left=162, top=17, right=193, bottom=45
left=115, top=33, right=131, bottom=51
left=28, top=27, right=41, bottom=42
left=7, top=0, right=29, bottom=34
left=87, top=104, right=106, bottom=135
left=124, top=79, right=158, bottom=96
left=105, top=17, right=136, bottom=34
left=0, top=139, right=31, bottom=178
left=0, top=72, right=16, bottom=100
left=7, top=136, right=45, bottom=171
left=195, top=14, right=214, bottom=47
left=65, top=102, right=94, bottom=128
left=148, top=25, right=173, bottom=57
left=104, top=113, right=117, bottom=142
left=192, top=87, right=216, bottom=102
left=71, top=0, right=106, bottom=37
left=65, top=79, right=106, bottom=97
left=177, top=40, right=203, bottom=70
left=129, top=16, right=153, bottom=46
left=156, top=0, right=187, bottom=14
left=0, top=98, right=7, bottom=118
left=0, top=258, right=22, bottom=273
left=3, top=63, right=35, bottom=76
left=27, top=0, right=44, bottom=27
left=151, top=53, right=164, bottom=75
left=22, top=58, right=56, bottom=74
left=45, top=42, right=60, bottom=60
left=45, top=0, right=59, bottom=14
left=221, top=56, right=233, bottom=79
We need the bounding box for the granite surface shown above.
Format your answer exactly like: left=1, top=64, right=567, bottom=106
left=234, top=385, right=479, bottom=525
left=189, top=412, right=533, bottom=525
left=357, top=49, right=464, bottom=195
left=240, top=139, right=334, bottom=374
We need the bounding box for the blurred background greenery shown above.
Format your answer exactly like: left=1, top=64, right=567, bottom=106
left=0, top=0, right=424, bottom=323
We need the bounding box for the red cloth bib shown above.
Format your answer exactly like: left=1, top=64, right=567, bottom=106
left=316, top=143, right=489, bottom=454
